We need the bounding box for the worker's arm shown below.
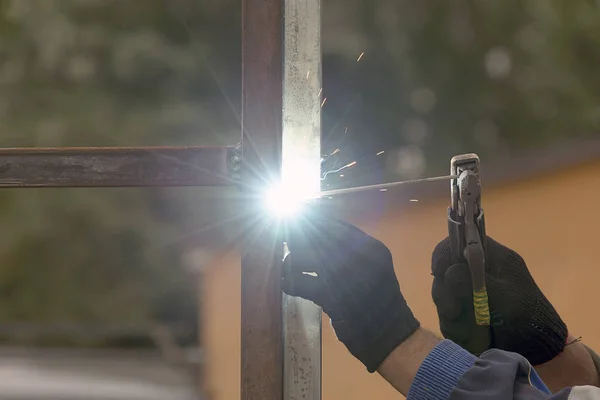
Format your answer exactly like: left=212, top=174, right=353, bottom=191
left=534, top=337, right=599, bottom=393
left=379, top=328, right=600, bottom=399
left=376, top=328, right=441, bottom=395
left=585, top=345, right=600, bottom=377
left=277, top=215, right=599, bottom=399
left=432, top=237, right=599, bottom=392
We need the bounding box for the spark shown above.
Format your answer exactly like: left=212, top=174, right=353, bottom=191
left=376, top=151, right=385, bottom=156
left=306, top=71, right=310, bottom=79
left=317, top=88, right=323, bottom=97
left=321, top=97, right=327, bottom=107
left=330, top=148, right=341, bottom=155
left=357, top=52, right=365, bottom=62
left=340, top=174, right=344, bottom=177
left=345, top=127, right=348, bottom=134
left=380, top=189, right=388, bottom=192
left=410, top=199, right=419, bottom=202
left=321, top=159, right=357, bottom=180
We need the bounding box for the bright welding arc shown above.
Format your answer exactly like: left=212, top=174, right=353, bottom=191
left=265, top=174, right=457, bottom=217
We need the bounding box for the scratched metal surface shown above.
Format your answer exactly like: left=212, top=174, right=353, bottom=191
left=282, top=0, right=323, bottom=399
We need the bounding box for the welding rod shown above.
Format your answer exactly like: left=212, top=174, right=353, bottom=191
left=319, top=174, right=458, bottom=197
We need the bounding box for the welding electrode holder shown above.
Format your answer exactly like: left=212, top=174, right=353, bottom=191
left=447, top=154, right=491, bottom=354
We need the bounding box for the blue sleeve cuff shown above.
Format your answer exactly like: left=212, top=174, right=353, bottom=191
left=407, top=339, right=477, bottom=400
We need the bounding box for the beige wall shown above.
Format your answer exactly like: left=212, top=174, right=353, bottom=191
left=202, top=159, right=600, bottom=400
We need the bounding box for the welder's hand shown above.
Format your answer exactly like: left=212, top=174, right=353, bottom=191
left=431, top=236, right=568, bottom=366
left=281, top=214, right=420, bottom=372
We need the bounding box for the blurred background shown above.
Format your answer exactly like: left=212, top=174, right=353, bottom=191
left=1, top=0, right=600, bottom=399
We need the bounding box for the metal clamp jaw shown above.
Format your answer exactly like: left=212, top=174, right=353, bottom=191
left=448, top=154, right=491, bottom=332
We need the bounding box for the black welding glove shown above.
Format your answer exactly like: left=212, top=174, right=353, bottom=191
left=431, top=236, right=568, bottom=366
left=281, top=214, right=420, bottom=373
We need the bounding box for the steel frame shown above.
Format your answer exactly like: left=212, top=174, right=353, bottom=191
left=0, top=1, right=321, bottom=399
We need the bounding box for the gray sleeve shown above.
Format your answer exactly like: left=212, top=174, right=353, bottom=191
left=407, top=340, right=600, bottom=400
left=566, top=386, right=600, bottom=399
left=452, top=348, right=600, bottom=399
left=449, top=348, right=555, bottom=400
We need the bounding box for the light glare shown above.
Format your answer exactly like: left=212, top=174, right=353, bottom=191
left=264, top=182, right=312, bottom=218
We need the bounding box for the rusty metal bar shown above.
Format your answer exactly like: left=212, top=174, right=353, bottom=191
left=240, top=0, right=284, bottom=399
left=0, top=146, right=234, bottom=187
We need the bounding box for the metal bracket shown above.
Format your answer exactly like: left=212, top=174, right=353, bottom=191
left=227, top=142, right=243, bottom=183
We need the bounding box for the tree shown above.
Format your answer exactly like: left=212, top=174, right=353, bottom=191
left=0, top=0, right=599, bottom=339
left=0, top=0, right=242, bottom=338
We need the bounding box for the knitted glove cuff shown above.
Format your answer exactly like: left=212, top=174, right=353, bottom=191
left=523, top=323, right=568, bottom=366
left=356, top=295, right=421, bottom=373
left=362, top=311, right=420, bottom=372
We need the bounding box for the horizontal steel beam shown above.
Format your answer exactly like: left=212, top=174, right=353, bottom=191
left=0, top=146, right=236, bottom=188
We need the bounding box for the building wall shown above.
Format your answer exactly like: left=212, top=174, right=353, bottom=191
left=201, top=159, right=600, bottom=400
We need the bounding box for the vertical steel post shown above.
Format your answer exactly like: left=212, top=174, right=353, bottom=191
left=282, top=0, right=322, bottom=399
left=240, top=0, right=284, bottom=399
left=241, top=0, right=322, bottom=399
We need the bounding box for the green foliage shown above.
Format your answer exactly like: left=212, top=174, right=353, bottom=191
left=0, top=0, right=239, bottom=336
left=320, top=0, right=600, bottom=184
left=0, top=0, right=600, bottom=340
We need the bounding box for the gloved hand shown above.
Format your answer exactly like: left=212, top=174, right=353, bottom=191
left=281, top=214, right=420, bottom=372
left=431, top=236, right=568, bottom=366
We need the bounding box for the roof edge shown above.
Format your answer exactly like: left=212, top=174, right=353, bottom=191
left=482, top=137, right=600, bottom=185
left=327, top=138, right=600, bottom=215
